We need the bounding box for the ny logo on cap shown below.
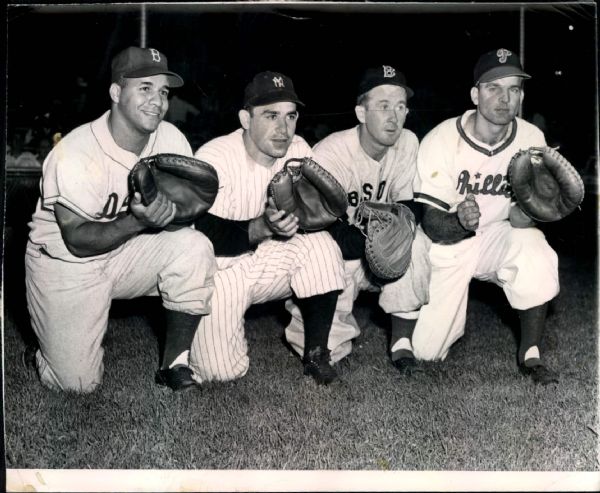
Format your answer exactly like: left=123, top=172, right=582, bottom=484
left=149, top=48, right=161, bottom=63
left=496, top=49, right=512, bottom=64
left=272, top=76, right=285, bottom=88
left=382, top=65, right=396, bottom=78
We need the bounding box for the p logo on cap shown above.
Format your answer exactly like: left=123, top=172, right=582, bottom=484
left=473, top=48, right=531, bottom=85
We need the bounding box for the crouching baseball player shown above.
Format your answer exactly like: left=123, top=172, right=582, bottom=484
left=190, top=71, right=345, bottom=385
left=412, top=49, right=560, bottom=384
left=24, top=47, right=216, bottom=393
left=284, top=65, right=431, bottom=373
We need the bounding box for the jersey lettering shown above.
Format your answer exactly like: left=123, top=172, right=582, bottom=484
left=376, top=181, right=387, bottom=200
left=362, top=183, right=373, bottom=200
left=96, top=193, right=124, bottom=219
left=456, top=170, right=510, bottom=197
left=149, top=49, right=161, bottom=63
left=348, top=191, right=360, bottom=207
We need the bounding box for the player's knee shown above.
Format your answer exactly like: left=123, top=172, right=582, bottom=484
left=39, top=358, right=103, bottom=393
left=169, top=228, right=214, bottom=258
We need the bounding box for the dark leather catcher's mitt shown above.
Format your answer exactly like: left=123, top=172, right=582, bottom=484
left=357, top=201, right=416, bottom=281
left=268, top=157, right=348, bottom=231
left=129, top=153, right=219, bottom=225
left=508, top=147, right=584, bottom=222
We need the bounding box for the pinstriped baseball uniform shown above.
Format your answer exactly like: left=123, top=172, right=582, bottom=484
left=412, top=110, right=559, bottom=361
left=25, top=111, right=216, bottom=392
left=189, top=129, right=345, bottom=382
left=285, top=126, right=431, bottom=362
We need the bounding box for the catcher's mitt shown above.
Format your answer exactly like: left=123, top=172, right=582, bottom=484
left=357, top=201, right=417, bottom=280
left=508, top=146, right=584, bottom=222
left=129, top=153, right=219, bottom=225
left=267, top=157, right=348, bottom=231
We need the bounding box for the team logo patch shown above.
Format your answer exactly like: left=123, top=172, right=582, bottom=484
left=272, top=76, right=285, bottom=88
left=382, top=65, right=396, bottom=78
left=496, top=48, right=511, bottom=64
left=149, top=48, right=161, bottom=63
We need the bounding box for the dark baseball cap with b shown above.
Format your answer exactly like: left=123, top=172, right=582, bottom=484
left=111, top=46, right=184, bottom=88
left=473, top=48, right=531, bottom=85
left=358, top=65, right=414, bottom=98
left=243, top=71, right=304, bottom=107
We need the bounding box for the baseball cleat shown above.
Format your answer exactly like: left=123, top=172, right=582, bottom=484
left=518, top=363, right=559, bottom=385
left=21, top=345, right=38, bottom=371
left=391, top=354, right=417, bottom=375
left=303, top=346, right=337, bottom=385
left=155, top=365, right=197, bottom=391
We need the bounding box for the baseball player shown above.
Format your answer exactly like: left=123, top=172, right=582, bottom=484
left=284, top=65, right=431, bottom=372
left=412, top=48, right=559, bottom=384
left=24, top=46, right=217, bottom=393
left=190, top=71, right=346, bottom=384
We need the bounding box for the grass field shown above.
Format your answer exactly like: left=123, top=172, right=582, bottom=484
left=2, top=202, right=599, bottom=490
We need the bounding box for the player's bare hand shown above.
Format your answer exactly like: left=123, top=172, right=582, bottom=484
left=264, top=197, right=299, bottom=237
left=130, top=191, right=177, bottom=229
left=457, top=193, right=480, bottom=231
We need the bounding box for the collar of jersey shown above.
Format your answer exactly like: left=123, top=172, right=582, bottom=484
left=456, top=109, right=517, bottom=157
left=91, top=110, right=159, bottom=170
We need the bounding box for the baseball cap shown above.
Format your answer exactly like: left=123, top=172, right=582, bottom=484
left=473, top=48, right=531, bottom=85
left=111, top=46, right=184, bottom=88
left=243, top=71, right=304, bottom=107
left=358, top=65, right=414, bottom=99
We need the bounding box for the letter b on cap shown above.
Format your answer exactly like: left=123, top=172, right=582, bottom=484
left=149, top=49, right=161, bottom=63
left=382, top=65, right=396, bottom=78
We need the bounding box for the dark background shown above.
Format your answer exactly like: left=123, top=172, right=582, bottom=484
left=6, top=2, right=598, bottom=164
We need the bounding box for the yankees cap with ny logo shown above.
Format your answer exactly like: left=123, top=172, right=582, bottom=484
left=111, top=46, right=184, bottom=87
left=473, top=48, right=531, bottom=85
left=243, top=71, right=304, bottom=107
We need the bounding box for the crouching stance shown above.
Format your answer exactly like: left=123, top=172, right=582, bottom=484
left=190, top=72, right=345, bottom=385
left=25, top=47, right=216, bottom=393
left=412, top=49, right=560, bottom=384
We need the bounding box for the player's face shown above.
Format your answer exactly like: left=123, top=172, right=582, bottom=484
left=114, top=75, right=170, bottom=134
left=472, top=76, right=524, bottom=126
left=359, top=85, right=408, bottom=147
left=242, top=102, right=298, bottom=165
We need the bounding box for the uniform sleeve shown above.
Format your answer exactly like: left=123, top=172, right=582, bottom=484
left=387, top=131, right=419, bottom=202
left=312, top=136, right=354, bottom=193
left=41, top=142, right=109, bottom=221
left=194, top=139, right=233, bottom=218
left=414, top=126, right=457, bottom=212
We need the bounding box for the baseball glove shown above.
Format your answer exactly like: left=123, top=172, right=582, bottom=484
left=508, top=146, right=584, bottom=222
left=129, top=153, right=219, bottom=225
left=356, top=201, right=417, bottom=281
left=267, top=157, right=348, bottom=231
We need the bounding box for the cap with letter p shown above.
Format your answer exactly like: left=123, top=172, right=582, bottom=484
left=358, top=65, right=414, bottom=99
left=473, top=48, right=531, bottom=85
left=243, top=71, right=304, bottom=107
left=111, top=46, right=184, bottom=88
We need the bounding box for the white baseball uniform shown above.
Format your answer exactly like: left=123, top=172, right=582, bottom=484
left=189, top=129, right=345, bottom=382
left=25, top=111, right=217, bottom=392
left=412, top=109, right=559, bottom=361
left=284, top=126, right=431, bottom=362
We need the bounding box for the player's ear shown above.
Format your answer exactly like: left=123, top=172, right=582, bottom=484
left=239, top=109, right=251, bottom=130
left=355, top=105, right=366, bottom=124
left=470, top=86, right=479, bottom=106
left=109, top=83, right=121, bottom=104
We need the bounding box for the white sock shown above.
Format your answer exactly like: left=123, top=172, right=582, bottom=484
left=391, top=337, right=413, bottom=353
left=524, top=346, right=540, bottom=362
left=168, top=350, right=189, bottom=369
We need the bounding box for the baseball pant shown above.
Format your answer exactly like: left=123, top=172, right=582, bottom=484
left=25, top=228, right=216, bottom=393
left=284, top=227, right=432, bottom=362
left=412, top=221, right=559, bottom=361
left=189, top=231, right=345, bottom=382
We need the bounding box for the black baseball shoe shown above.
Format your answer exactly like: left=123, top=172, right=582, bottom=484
left=155, top=365, right=197, bottom=392
left=303, top=347, right=337, bottom=385
left=391, top=348, right=417, bottom=375
left=21, top=344, right=38, bottom=371
left=519, top=363, right=559, bottom=385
